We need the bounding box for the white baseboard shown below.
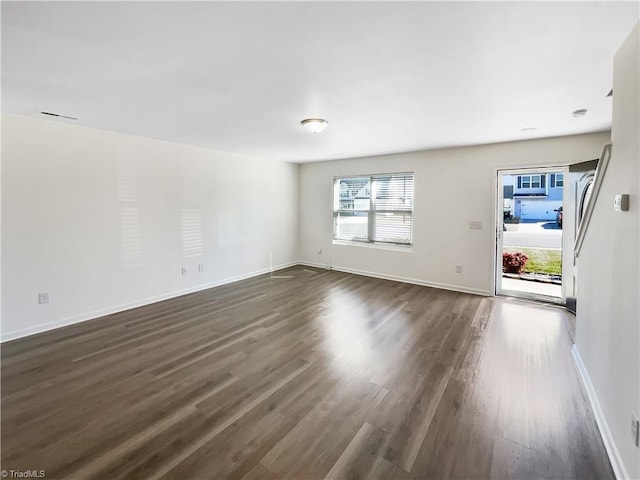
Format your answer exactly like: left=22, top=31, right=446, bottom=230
left=2, top=261, right=488, bottom=343
left=572, top=345, right=629, bottom=480
left=298, top=261, right=491, bottom=297
left=1, top=261, right=298, bottom=343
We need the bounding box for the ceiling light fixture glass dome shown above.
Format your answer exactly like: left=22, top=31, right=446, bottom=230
left=301, top=118, right=328, bottom=134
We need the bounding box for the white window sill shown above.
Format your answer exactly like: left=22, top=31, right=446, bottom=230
left=332, top=240, right=413, bottom=253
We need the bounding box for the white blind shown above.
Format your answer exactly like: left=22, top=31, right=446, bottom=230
left=373, top=212, right=412, bottom=244
left=333, top=173, right=414, bottom=245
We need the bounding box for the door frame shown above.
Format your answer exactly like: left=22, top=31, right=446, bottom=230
left=494, top=166, right=569, bottom=303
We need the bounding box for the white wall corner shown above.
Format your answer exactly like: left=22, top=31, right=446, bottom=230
left=572, top=345, right=630, bottom=480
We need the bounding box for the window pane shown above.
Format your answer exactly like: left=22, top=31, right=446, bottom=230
left=334, top=211, right=368, bottom=241
left=373, top=212, right=412, bottom=244
left=335, top=177, right=370, bottom=210
left=556, top=173, right=564, bottom=186
left=522, top=176, right=531, bottom=188
left=373, top=174, right=414, bottom=210
left=531, top=175, right=541, bottom=188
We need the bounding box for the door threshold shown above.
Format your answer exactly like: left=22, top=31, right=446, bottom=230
left=497, top=292, right=566, bottom=308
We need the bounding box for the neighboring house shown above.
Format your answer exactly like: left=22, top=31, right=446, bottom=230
left=504, top=172, right=563, bottom=221
left=337, top=178, right=370, bottom=210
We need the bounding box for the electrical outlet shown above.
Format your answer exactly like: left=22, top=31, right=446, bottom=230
left=38, top=292, right=50, bottom=304
left=198, top=264, right=204, bottom=272
left=456, top=265, right=463, bottom=273
left=631, top=411, right=639, bottom=447
left=181, top=267, right=187, bottom=276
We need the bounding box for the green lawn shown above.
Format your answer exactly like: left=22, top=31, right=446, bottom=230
left=503, top=247, right=562, bottom=275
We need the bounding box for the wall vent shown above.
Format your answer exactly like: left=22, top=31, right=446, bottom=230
left=40, top=111, right=78, bottom=120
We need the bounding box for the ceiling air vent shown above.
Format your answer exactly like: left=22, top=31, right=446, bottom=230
left=40, top=111, right=78, bottom=120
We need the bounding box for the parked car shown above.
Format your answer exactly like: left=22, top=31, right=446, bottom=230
left=555, top=206, right=563, bottom=227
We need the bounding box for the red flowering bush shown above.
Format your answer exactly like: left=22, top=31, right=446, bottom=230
left=503, top=252, right=528, bottom=273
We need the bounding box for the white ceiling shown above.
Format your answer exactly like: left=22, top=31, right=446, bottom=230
left=2, top=2, right=638, bottom=163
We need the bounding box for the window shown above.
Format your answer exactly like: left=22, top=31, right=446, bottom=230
left=551, top=173, right=564, bottom=188
left=333, top=173, right=414, bottom=246
left=530, top=175, right=541, bottom=188
left=518, top=174, right=544, bottom=189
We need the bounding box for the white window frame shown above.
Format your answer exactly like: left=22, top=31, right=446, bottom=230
left=520, top=174, right=542, bottom=189
left=530, top=174, right=541, bottom=188
left=552, top=173, right=564, bottom=187
left=333, top=173, right=414, bottom=247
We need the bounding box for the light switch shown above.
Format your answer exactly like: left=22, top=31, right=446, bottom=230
left=614, top=194, right=629, bottom=212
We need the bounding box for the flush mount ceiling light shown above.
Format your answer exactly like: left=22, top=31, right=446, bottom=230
left=572, top=108, right=588, bottom=117
left=520, top=127, right=538, bottom=133
left=301, top=118, right=328, bottom=134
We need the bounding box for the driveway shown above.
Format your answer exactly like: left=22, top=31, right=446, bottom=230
left=503, top=220, right=562, bottom=249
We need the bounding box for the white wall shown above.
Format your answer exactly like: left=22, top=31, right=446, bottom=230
left=0, top=116, right=614, bottom=339
left=1, top=113, right=299, bottom=341
left=575, top=24, right=639, bottom=480
left=299, top=132, right=610, bottom=295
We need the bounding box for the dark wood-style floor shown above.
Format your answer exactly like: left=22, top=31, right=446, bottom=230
left=1, top=266, right=613, bottom=480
